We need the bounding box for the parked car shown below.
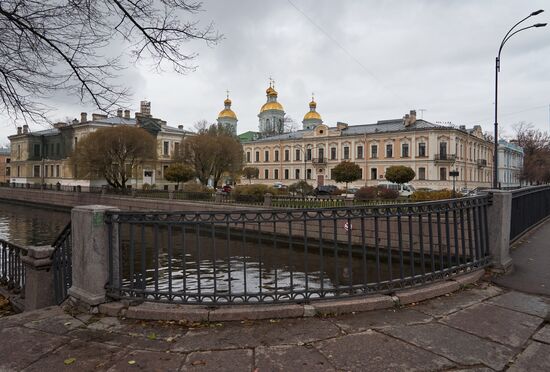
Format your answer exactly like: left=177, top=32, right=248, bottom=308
left=343, top=187, right=359, bottom=198
left=273, top=182, right=288, bottom=190
left=221, top=185, right=232, bottom=193
left=313, top=185, right=339, bottom=196
left=377, top=181, right=415, bottom=197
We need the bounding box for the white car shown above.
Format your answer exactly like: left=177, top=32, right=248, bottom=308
left=377, top=182, right=415, bottom=197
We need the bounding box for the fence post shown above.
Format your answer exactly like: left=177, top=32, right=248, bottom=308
left=21, top=245, right=56, bottom=311
left=264, top=193, right=272, bottom=207
left=67, top=205, right=119, bottom=308
left=168, top=190, right=174, bottom=200
left=487, top=190, right=513, bottom=273
left=131, top=189, right=137, bottom=198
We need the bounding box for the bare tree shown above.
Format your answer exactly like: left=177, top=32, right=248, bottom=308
left=0, top=0, right=221, bottom=123
left=512, top=122, right=550, bottom=185
left=284, top=115, right=299, bottom=132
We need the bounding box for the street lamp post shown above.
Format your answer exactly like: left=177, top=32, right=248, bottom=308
left=493, top=9, right=546, bottom=189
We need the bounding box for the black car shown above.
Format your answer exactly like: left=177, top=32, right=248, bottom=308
left=313, top=185, right=339, bottom=196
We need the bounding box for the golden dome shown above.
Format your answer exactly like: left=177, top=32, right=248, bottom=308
left=266, top=87, right=278, bottom=96
left=224, top=98, right=232, bottom=105
left=260, top=101, right=284, bottom=113
left=304, top=111, right=322, bottom=120
left=309, top=99, right=317, bottom=108
left=218, top=109, right=237, bottom=119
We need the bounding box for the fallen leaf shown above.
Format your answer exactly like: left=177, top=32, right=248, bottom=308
left=166, top=337, right=175, bottom=342
left=191, top=360, right=206, bottom=366
left=127, top=360, right=136, bottom=365
left=64, top=358, right=76, bottom=365
left=64, top=322, right=72, bottom=326
left=146, top=332, right=157, bottom=340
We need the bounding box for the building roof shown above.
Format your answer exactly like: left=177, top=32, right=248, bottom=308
left=0, top=148, right=10, bottom=156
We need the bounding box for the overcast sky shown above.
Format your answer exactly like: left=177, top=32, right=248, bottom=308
left=1, top=0, right=549, bottom=145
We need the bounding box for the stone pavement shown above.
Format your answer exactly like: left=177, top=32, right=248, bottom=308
left=0, top=281, right=549, bottom=371
left=493, top=218, right=550, bottom=296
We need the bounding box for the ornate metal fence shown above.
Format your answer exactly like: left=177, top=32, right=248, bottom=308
left=0, top=240, right=27, bottom=294
left=51, top=222, right=72, bottom=305
left=105, top=196, right=490, bottom=305
left=510, top=185, right=550, bottom=242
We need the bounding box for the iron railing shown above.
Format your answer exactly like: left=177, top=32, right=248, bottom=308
left=105, top=196, right=490, bottom=305
left=0, top=240, right=27, bottom=294
left=510, top=185, right=550, bottom=242
left=51, top=222, right=72, bottom=305
left=434, top=154, right=457, bottom=162
left=271, top=195, right=408, bottom=209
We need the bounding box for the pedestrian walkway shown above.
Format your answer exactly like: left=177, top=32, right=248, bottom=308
left=0, top=280, right=549, bottom=371
left=493, top=218, right=550, bottom=296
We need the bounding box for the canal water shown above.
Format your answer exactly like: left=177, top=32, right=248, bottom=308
left=0, top=201, right=70, bottom=245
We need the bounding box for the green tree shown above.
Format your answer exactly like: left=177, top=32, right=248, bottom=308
left=331, top=161, right=362, bottom=191
left=242, top=167, right=259, bottom=184
left=164, top=164, right=195, bottom=189
left=182, top=123, right=244, bottom=188
left=72, top=125, right=156, bottom=189
left=384, top=166, right=416, bottom=185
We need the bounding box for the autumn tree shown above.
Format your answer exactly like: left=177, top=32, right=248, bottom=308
left=385, top=166, right=416, bottom=186
left=72, top=125, right=156, bottom=189
left=164, top=164, right=195, bottom=189
left=182, top=123, right=243, bottom=188
left=513, top=122, right=550, bottom=184
left=242, top=167, right=259, bottom=184
left=331, top=161, right=362, bottom=191
left=0, top=1, right=221, bottom=123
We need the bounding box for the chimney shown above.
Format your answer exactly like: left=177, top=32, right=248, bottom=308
left=124, top=110, right=130, bottom=119
left=403, top=114, right=411, bottom=127
left=140, top=101, right=151, bottom=117
left=91, top=113, right=108, bottom=121
left=117, top=108, right=123, bottom=117
left=409, top=110, right=417, bottom=124
left=53, top=122, right=66, bottom=129
left=459, top=125, right=466, bottom=130
left=80, top=112, right=87, bottom=123
left=336, top=122, right=348, bottom=130
left=17, top=127, right=22, bottom=135
left=22, top=125, right=29, bottom=134
left=178, top=125, right=184, bottom=130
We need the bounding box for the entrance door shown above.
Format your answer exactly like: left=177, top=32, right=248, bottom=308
left=317, top=175, right=324, bottom=186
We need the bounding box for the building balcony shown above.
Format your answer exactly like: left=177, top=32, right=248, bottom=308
left=434, top=154, right=456, bottom=163
left=312, top=157, right=327, bottom=165
left=477, top=159, right=487, bottom=167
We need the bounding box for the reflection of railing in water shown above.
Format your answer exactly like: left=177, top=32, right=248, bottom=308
left=105, top=196, right=491, bottom=305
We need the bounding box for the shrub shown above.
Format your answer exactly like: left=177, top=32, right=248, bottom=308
left=379, top=188, right=399, bottom=199
left=411, top=189, right=462, bottom=201
left=233, top=184, right=277, bottom=202
left=288, top=180, right=314, bottom=196
left=142, top=183, right=151, bottom=191
left=181, top=181, right=212, bottom=193
left=355, top=186, right=378, bottom=200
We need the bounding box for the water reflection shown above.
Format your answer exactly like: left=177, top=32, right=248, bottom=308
left=0, top=201, right=70, bottom=245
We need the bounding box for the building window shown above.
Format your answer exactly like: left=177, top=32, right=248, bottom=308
left=284, top=169, right=289, bottom=179
left=418, top=167, right=426, bottom=180
left=357, top=145, right=364, bottom=159
left=264, top=150, right=269, bottom=162
left=163, top=141, right=169, bottom=156
left=306, top=169, right=312, bottom=179
left=386, top=144, right=393, bottom=158
left=255, top=151, right=260, bottom=162
left=44, top=166, right=48, bottom=178
left=306, top=148, right=312, bottom=161
left=371, top=145, right=378, bottom=158
left=295, top=149, right=301, bottom=161
left=295, top=169, right=300, bottom=179
left=440, top=167, right=447, bottom=181
left=174, top=142, right=180, bottom=156
left=371, top=168, right=377, bottom=180
left=330, top=147, right=337, bottom=160
left=33, top=144, right=40, bottom=157
left=343, top=146, right=350, bottom=159
left=17, top=166, right=20, bottom=177
left=401, top=143, right=409, bottom=158
left=50, top=165, right=54, bottom=177
left=439, top=142, right=447, bottom=156
left=56, top=143, right=60, bottom=155
left=264, top=169, right=269, bottom=179
left=274, top=169, right=279, bottom=179
left=56, top=165, right=60, bottom=177
left=5, top=167, right=10, bottom=177
left=33, top=165, right=40, bottom=178
left=418, top=143, right=426, bottom=157
left=17, top=145, right=21, bottom=159
left=318, top=148, right=324, bottom=161
left=274, top=150, right=279, bottom=162
left=246, top=152, right=251, bottom=162
left=284, top=149, right=289, bottom=161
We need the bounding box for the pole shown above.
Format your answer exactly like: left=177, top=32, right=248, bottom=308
left=493, top=57, right=499, bottom=189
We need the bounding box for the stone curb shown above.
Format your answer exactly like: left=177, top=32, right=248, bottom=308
left=97, top=270, right=486, bottom=321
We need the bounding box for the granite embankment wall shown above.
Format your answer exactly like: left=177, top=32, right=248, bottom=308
left=0, top=187, right=252, bottom=212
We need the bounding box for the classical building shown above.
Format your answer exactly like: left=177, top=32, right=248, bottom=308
left=241, top=110, right=495, bottom=190
left=258, top=82, right=285, bottom=137
left=0, top=148, right=10, bottom=183
left=8, top=101, right=190, bottom=188
left=498, top=139, right=523, bottom=189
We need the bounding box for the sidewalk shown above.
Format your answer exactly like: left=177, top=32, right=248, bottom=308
left=0, top=280, right=549, bottom=371
left=493, top=218, right=550, bottom=296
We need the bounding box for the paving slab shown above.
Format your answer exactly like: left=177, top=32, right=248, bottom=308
left=23, top=339, right=127, bottom=371
left=314, top=329, right=455, bottom=371
left=106, top=349, right=185, bottom=371
left=182, top=349, right=253, bottom=371
left=381, top=323, right=515, bottom=370
left=0, top=305, right=64, bottom=329
left=488, top=291, right=550, bottom=318
left=330, top=307, right=432, bottom=333
left=68, top=328, right=173, bottom=352
left=171, top=317, right=340, bottom=353
left=255, top=344, right=336, bottom=371
left=533, top=324, right=550, bottom=344
left=23, top=313, right=85, bottom=335
left=442, top=303, right=543, bottom=348
left=507, top=341, right=550, bottom=372
left=109, top=318, right=188, bottom=340
left=0, top=326, right=70, bottom=371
